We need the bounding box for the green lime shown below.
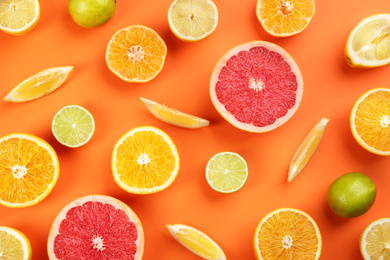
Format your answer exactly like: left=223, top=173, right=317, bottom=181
left=68, top=0, right=116, bottom=28
left=327, top=172, right=376, bottom=218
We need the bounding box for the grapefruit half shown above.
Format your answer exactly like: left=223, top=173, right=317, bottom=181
left=210, top=41, right=303, bottom=133
left=47, top=195, right=144, bottom=260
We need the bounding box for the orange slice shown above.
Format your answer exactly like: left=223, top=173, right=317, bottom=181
left=0, top=0, right=40, bottom=35
left=111, top=126, right=180, bottom=194
left=3, top=66, right=73, bottom=103
left=253, top=208, right=322, bottom=260
left=105, top=25, right=167, bottom=83
left=0, top=226, right=32, bottom=260
left=0, top=133, right=60, bottom=208
left=256, top=0, right=315, bottom=37
left=140, top=97, right=210, bottom=128
left=350, top=88, right=390, bottom=156
left=360, top=218, right=390, bottom=260
left=288, top=118, right=329, bottom=182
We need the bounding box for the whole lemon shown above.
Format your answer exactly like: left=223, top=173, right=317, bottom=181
left=327, top=172, right=376, bottom=218
left=68, top=0, right=116, bottom=28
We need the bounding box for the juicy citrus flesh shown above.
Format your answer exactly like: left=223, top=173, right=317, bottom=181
left=106, top=25, right=167, bottom=83
left=52, top=105, right=95, bottom=148
left=327, top=172, right=376, bottom=218
left=256, top=0, right=315, bottom=37
left=3, top=66, right=74, bottom=103
left=288, top=118, right=329, bottom=182
left=68, top=0, right=116, bottom=28
left=345, top=13, right=390, bottom=68
left=0, top=0, right=40, bottom=35
left=360, top=218, right=390, bottom=260
left=140, top=97, right=210, bottom=128
left=350, top=88, right=390, bottom=156
left=206, top=152, right=248, bottom=193
left=210, top=41, right=303, bottom=133
left=167, top=224, right=226, bottom=260
left=253, top=208, right=322, bottom=260
left=112, top=126, right=180, bottom=194
left=0, top=133, right=60, bottom=208
left=47, top=195, right=144, bottom=260
left=168, top=0, right=218, bottom=42
left=0, top=226, right=32, bottom=260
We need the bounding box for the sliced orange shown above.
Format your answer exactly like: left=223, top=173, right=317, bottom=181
left=350, top=88, right=390, bottom=156
left=360, top=218, right=390, bottom=260
left=0, top=133, right=60, bottom=208
left=140, top=97, right=210, bottom=128
left=111, top=126, right=180, bottom=194
left=256, top=0, right=315, bottom=37
left=288, top=118, right=329, bottom=182
left=3, top=66, right=73, bottom=102
left=253, top=208, right=322, bottom=260
left=105, top=25, right=167, bottom=83
left=0, top=0, right=40, bottom=35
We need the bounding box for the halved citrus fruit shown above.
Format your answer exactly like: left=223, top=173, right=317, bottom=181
left=52, top=105, right=95, bottom=148
left=3, top=66, right=74, bottom=103
left=253, top=207, right=322, bottom=260
left=168, top=0, right=218, bottom=42
left=0, top=226, right=32, bottom=260
left=0, top=133, right=59, bottom=208
left=0, top=0, right=40, bottom=35
left=256, top=0, right=315, bottom=37
left=288, top=118, right=329, bottom=182
left=111, top=126, right=180, bottom=194
left=140, top=97, right=210, bottom=128
left=210, top=41, right=303, bottom=133
left=345, top=13, right=390, bottom=68
left=47, top=195, right=144, bottom=260
left=105, top=25, right=167, bottom=83
left=350, top=88, right=390, bottom=156
left=360, top=218, right=390, bottom=260
left=167, top=224, right=226, bottom=260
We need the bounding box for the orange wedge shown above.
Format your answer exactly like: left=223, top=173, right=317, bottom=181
left=288, top=118, right=329, bottom=182
left=140, top=97, right=210, bottom=128
left=105, top=25, right=167, bottom=83
left=256, top=0, right=315, bottom=37
left=0, top=0, right=40, bottom=35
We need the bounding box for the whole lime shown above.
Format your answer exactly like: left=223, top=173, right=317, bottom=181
left=327, top=172, right=376, bottom=218
left=68, top=0, right=116, bottom=28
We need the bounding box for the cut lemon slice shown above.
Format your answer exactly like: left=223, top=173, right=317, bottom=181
left=288, top=118, right=329, bottom=182
left=345, top=13, right=390, bottom=68
left=140, top=97, right=209, bottom=128
left=3, top=66, right=73, bottom=102
left=360, top=218, right=390, bottom=259
left=0, top=0, right=40, bottom=35
left=0, top=226, right=32, bottom=260
left=167, top=224, right=226, bottom=260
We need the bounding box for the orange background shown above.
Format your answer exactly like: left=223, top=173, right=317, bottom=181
left=1, top=0, right=390, bottom=259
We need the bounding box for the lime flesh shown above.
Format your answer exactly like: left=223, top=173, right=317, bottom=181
left=68, top=0, right=116, bottom=28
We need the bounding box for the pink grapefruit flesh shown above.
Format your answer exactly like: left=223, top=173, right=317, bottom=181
left=47, top=195, right=144, bottom=260
left=210, top=41, right=303, bottom=132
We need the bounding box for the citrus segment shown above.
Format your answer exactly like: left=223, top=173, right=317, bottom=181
left=105, top=25, right=167, bottom=83
left=52, top=105, right=95, bottom=148
left=253, top=208, right=322, bottom=260
left=0, top=133, right=59, bottom=208
left=167, top=224, right=226, bottom=260
left=0, top=0, right=40, bottom=35
left=288, top=118, right=329, bottom=182
left=47, top=195, right=144, bottom=260
left=206, top=152, right=248, bottom=193
left=111, top=126, right=180, bottom=194
left=0, top=226, right=32, bottom=260
left=345, top=13, right=390, bottom=68
left=3, top=66, right=74, bottom=102
left=210, top=41, right=303, bottom=133
left=140, top=97, right=210, bottom=128
left=168, top=0, right=218, bottom=42
left=350, top=88, right=390, bottom=156
left=256, top=0, right=315, bottom=37
left=360, top=218, right=390, bottom=260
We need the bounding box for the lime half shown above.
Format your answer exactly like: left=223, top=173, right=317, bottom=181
left=206, top=152, right=248, bottom=193
left=52, top=105, right=95, bottom=148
